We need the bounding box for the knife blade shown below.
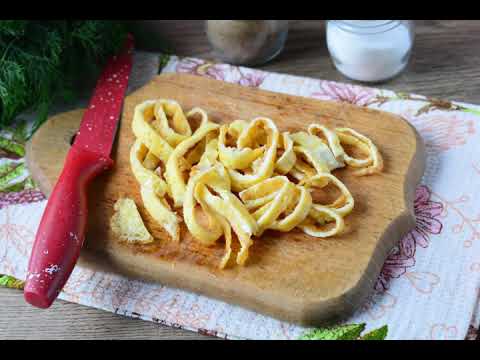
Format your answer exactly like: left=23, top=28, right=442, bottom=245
left=24, top=34, right=134, bottom=309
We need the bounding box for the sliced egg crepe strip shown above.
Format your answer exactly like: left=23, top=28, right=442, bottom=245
left=275, top=132, right=297, bottom=175
left=239, top=177, right=312, bottom=234
left=239, top=176, right=293, bottom=236
left=185, top=164, right=258, bottom=267
left=130, top=140, right=180, bottom=241
left=269, top=185, right=312, bottom=232
left=335, top=127, right=384, bottom=176
left=218, top=123, right=264, bottom=170
left=183, top=165, right=226, bottom=246
left=132, top=100, right=174, bottom=163
left=290, top=131, right=343, bottom=172
left=165, top=121, right=220, bottom=208
left=308, top=124, right=344, bottom=163
left=199, top=183, right=258, bottom=266
left=303, top=173, right=354, bottom=217
left=153, top=99, right=193, bottom=147
left=227, top=117, right=280, bottom=192
left=299, top=206, right=345, bottom=238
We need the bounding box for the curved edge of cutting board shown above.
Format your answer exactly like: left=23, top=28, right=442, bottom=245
left=311, top=123, right=425, bottom=324
left=25, top=75, right=425, bottom=326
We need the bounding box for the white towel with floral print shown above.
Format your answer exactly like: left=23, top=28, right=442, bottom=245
left=1, top=55, right=479, bottom=340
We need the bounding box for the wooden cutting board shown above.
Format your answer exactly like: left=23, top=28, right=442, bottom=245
left=26, top=73, right=425, bottom=326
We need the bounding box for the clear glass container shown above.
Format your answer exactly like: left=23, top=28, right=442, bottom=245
left=326, top=20, right=415, bottom=83
left=205, top=20, right=289, bottom=66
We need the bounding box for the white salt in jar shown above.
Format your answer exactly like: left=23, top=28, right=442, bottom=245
left=326, top=20, right=415, bottom=82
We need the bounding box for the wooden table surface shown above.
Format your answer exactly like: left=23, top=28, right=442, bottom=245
left=1, top=20, right=479, bottom=340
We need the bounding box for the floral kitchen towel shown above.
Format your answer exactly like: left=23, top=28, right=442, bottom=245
left=1, top=55, right=479, bottom=340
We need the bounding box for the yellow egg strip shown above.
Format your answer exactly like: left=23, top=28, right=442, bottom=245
left=290, top=131, right=343, bottom=172
left=200, top=186, right=258, bottom=266
left=246, top=177, right=293, bottom=236
left=308, top=124, right=345, bottom=162
left=186, top=107, right=210, bottom=129
left=335, top=128, right=384, bottom=176
left=227, top=117, right=280, bottom=192
left=183, top=167, right=225, bottom=246
left=218, top=124, right=264, bottom=170
left=292, top=145, right=331, bottom=177
left=142, top=151, right=160, bottom=170
left=299, top=205, right=345, bottom=238
left=228, top=119, right=248, bottom=137
left=165, top=122, right=220, bottom=208
left=191, top=138, right=219, bottom=176
left=303, top=173, right=354, bottom=217
left=269, top=185, right=312, bottom=232
left=130, top=140, right=180, bottom=241
left=189, top=165, right=258, bottom=266
left=153, top=99, right=192, bottom=147
left=130, top=140, right=169, bottom=196
left=239, top=177, right=312, bottom=234
left=275, top=132, right=297, bottom=175
left=132, top=100, right=174, bottom=164
left=217, top=216, right=233, bottom=269
left=239, top=176, right=288, bottom=207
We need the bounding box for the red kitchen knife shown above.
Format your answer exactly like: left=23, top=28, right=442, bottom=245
left=24, top=34, right=134, bottom=308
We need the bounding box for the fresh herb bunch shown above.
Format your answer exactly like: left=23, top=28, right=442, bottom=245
left=0, top=20, right=128, bottom=133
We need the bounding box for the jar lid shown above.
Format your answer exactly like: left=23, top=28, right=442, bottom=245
left=332, top=20, right=402, bottom=34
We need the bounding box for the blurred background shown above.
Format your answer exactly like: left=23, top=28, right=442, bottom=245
left=128, top=20, right=480, bottom=103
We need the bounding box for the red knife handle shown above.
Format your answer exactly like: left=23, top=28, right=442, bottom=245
left=24, top=146, right=113, bottom=308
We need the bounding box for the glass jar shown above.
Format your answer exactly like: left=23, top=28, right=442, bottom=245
left=205, top=20, right=289, bottom=66
left=326, top=20, right=415, bottom=83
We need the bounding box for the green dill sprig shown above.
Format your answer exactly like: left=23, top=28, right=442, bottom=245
left=0, top=20, right=128, bottom=133
left=299, top=323, right=389, bottom=340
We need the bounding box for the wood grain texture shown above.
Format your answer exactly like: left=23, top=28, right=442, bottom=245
left=25, top=73, right=424, bottom=327
left=0, top=288, right=218, bottom=340
left=3, top=20, right=479, bottom=340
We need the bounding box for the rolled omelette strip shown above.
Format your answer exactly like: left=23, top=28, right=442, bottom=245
left=187, top=164, right=258, bottom=266
left=303, top=172, right=354, bottom=217
left=291, top=146, right=329, bottom=181
left=267, top=185, right=312, bottom=232
left=287, top=130, right=343, bottom=185
left=218, top=123, right=264, bottom=170
left=239, top=176, right=293, bottom=236
left=190, top=137, right=220, bottom=176
left=227, top=117, right=280, bottom=192
left=275, top=132, right=297, bottom=175
left=186, top=107, right=210, bottom=129
left=228, top=119, right=249, bottom=137
left=239, top=176, right=290, bottom=210
left=299, top=205, right=345, bottom=238
left=165, top=121, right=220, bottom=208
left=153, top=99, right=193, bottom=147
left=130, top=139, right=180, bottom=242
left=308, top=123, right=345, bottom=163
left=335, top=127, right=384, bottom=176
left=240, top=177, right=312, bottom=234
left=132, top=100, right=174, bottom=164
left=187, top=150, right=229, bottom=247
left=199, top=185, right=258, bottom=266
left=217, top=215, right=233, bottom=269
left=290, top=131, right=343, bottom=172
left=183, top=165, right=226, bottom=246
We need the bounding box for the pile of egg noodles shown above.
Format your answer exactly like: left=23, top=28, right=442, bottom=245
left=129, top=99, right=383, bottom=268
